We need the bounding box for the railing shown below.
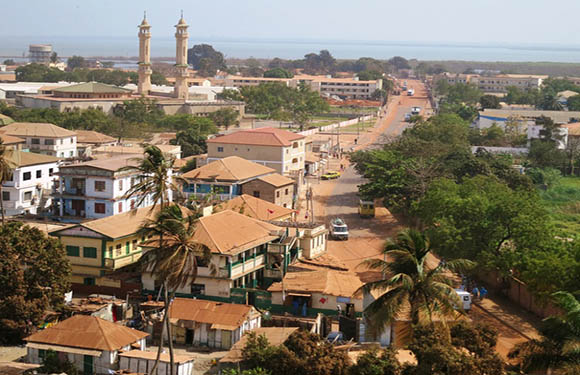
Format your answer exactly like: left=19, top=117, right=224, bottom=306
left=104, top=252, right=142, bottom=269
left=231, top=254, right=265, bottom=278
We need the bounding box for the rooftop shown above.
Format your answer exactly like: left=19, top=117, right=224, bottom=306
left=4, top=150, right=59, bottom=167
left=169, top=298, right=254, bottom=330
left=0, top=122, right=76, bottom=138
left=59, top=155, right=138, bottom=172
left=24, top=315, right=148, bottom=352
left=182, top=156, right=274, bottom=182
left=215, top=194, right=294, bottom=221
left=219, top=327, right=298, bottom=364
left=207, top=127, right=305, bottom=147
left=268, top=269, right=364, bottom=298
left=75, top=130, right=116, bottom=145
left=256, top=173, right=294, bottom=187
left=53, top=82, right=132, bottom=94
left=0, top=133, right=24, bottom=145
left=119, top=349, right=194, bottom=364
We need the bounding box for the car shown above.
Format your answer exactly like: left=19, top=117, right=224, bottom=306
left=326, top=331, right=345, bottom=344
left=404, top=113, right=412, bottom=121
left=330, top=217, right=349, bottom=240
left=411, top=106, right=421, bottom=115
left=321, top=171, right=341, bottom=180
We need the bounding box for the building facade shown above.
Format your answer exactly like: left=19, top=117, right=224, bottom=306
left=137, top=14, right=152, bottom=95
left=29, top=44, right=52, bottom=64
left=0, top=122, right=77, bottom=158
left=240, top=174, right=295, bottom=208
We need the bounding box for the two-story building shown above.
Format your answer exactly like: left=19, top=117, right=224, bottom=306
left=0, top=133, right=25, bottom=151
left=182, top=156, right=277, bottom=201
left=53, top=155, right=165, bottom=219
left=2, top=151, right=59, bottom=216
left=0, top=122, right=77, bottom=158
left=49, top=205, right=163, bottom=289
left=215, top=194, right=295, bottom=221
left=75, top=130, right=117, bottom=158
left=240, top=173, right=295, bottom=208
left=206, top=127, right=306, bottom=185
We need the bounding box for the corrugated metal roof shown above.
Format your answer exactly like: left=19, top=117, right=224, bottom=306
left=53, top=82, right=132, bottom=94
left=1, top=122, right=76, bottom=137
left=216, top=195, right=294, bottom=221
left=268, top=269, right=364, bottom=298
left=169, top=298, right=254, bottom=328
left=182, top=156, right=274, bottom=182
left=257, top=173, right=294, bottom=187
left=207, top=127, right=304, bottom=147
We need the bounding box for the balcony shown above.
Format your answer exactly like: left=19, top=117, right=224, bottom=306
left=231, top=254, right=265, bottom=278
left=104, top=252, right=142, bottom=270
left=197, top=266, right=229, bottom=278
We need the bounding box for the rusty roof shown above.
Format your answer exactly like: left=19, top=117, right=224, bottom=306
left=207, top=127, right=305, bottom=147
left=4, top=150, right=59, bottom=167
left=268, top=269, right=364, bottom=298
left=182, top=156, right=274, bottom=181
left=169, top=298, right=255, bottom=329
left=219, top=327, right=298, bottom=364
left=75, top=130, right=116, bottom=144
left=59, top=155, right=138, bottom=172
left=194, top=209, right=281, bottom=255
left=215, top=194, right=294, bottom=221
left=0, top=133, right=24, bottom=145
left=0, top=122, right=76, bottom=137
left=24, top=315, right=148, bottom=351
left=256, top=173, right=294, bottom=187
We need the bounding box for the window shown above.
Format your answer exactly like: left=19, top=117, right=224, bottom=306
left=118, top=180, right=123, bottom=191
left=66, top=246, right=80, bottom=257
left=292, top=142, right=298, bottom=148
left=285, top=188, right=289, bottom=195
left=44, top=139, right=54, bottom=145
left=191, top=283, right=205, bottom=296
left=31, top=138, right=40, bottom=145
left=83, top=277, right=95, bottom=286
left=276, top=191, right=280, bottom=198
left=69, top=151, right=73, bottom=157
left=115, top=244, right=122, bottom=257
left=118, top=202, right=123, bottom=213
left=23, top=172, right=31, bottom=181
left=83, top=247, right=97, bottom=258
left=132, top=239, right=138, bottom=250
left=23, top=191, right=32, bottom=201
left=94, top=203, right=105, bottom=214
left=36, top=170, right=42, bottom=178
left=253, top=191, right=260, bottom=198
left=2, top=192, right=9, bottom=201
left=217, top=147, right=224, bottom=152
left=130, top=200, right=135, bottom=210
left=292, top=158, right=298, bottom=164
left=49, top=168, right=54, bottom=176
left=94, top=181, right=106, bottom=192
left=38, top=349, right=46, bottom=359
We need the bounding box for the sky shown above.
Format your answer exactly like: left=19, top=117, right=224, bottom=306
left=2, top=0, right=580, bottom=46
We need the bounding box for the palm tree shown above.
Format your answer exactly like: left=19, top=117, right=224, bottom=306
left=139, top=204, right=213, bottom=375
left=509, top=291, right=580, bottom=375
left=0, top=139, right=15, bottom=224
left=359, top=228, right=474, bottom=333
left=121, top=145, right=184, bottom=211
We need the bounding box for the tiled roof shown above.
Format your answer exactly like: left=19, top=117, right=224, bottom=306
left=256, top=173, right=294, bottom=187
left=216, top=194, right=294, bottom=221
left=169, top=298, right=254, bottom=330
left=0, top=122, right=76, bottom=137
left=75, top=130, right=116, bottom=145
left=24, top=315, right=148, bottom=351
left=194, top=209, right=280, bottom=255
left=268, top=269, right=364, bottom=298
left=0, top=133, right=24, bottom=145
left=119, top=350, right=194, bottom=364
left=53, top=82, right=132, bottom=94
left=5, top=150, right=59, bottom=167
left=207, top=127, right=304, bottom=147
left=182, top=156, right=274, bottom=182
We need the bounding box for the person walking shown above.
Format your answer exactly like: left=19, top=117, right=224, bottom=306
left=472, top=286, right=480, bottom=300
left=480, top=286, right=488, bottom=300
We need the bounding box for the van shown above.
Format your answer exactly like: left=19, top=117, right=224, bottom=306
left=359, top=199, right=375, bottom=218
left=455, top=290, right=472, bottom=311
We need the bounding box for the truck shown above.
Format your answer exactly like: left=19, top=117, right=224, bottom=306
left=411, top=106, right=421, bottom=115
left=330, top=218, right=349, bottom=240
left=407, top=88, right=415, bottom=96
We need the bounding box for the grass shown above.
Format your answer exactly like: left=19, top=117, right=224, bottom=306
left=539, top=176, right=580, bottom=235
left=339, top=120, right=377, bottom=132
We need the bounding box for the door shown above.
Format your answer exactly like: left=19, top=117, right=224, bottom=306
left=185, top=329, right=194, bottom=345
left=221, top=330, right=231, bottom=349
left=83, top=355, right=93, bottom=375
left=71, top=199, right=85, bottom=217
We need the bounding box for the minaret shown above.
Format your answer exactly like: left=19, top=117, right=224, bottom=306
left=173, top=11, right=189, bottom=100
left=137, top=12, right=152, bottom=95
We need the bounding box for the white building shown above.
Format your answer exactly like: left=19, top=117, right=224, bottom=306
left=473, top=74, right=547, bottom=93
left=0, top=122, right=77, bottom=158
left=119, top=350, right=194, bottom=375
left=54, top=155, right=167, bottom=219
left=2, top=151, right=59, bottom=216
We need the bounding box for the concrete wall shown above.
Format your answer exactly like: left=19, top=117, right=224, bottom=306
left=240, top=179, right=294, bottom=208
left=119, top=355, right=193, bottom=375
left=2, top=161, right=58, bottom=215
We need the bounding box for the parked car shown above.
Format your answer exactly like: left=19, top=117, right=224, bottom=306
left=321, top=171, right=341, bottom=180
left=411, top=106, right=421, bottom=115
left=330, top=218, right=349, bottom=240
left=359, top=199, right=375, bottom=218
left=326, top=331, right=345, bottom=344
left=404, top=113, right=412, bottom=121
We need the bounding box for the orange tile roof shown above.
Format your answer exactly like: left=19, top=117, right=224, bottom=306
left=0, top=133, right=25, bottom=145
left=59, top=155, right=138, bottom=172
left=216, top=194, right=294, bottom=221
left=257, top=173, right=294, bottom=187
left=182, top=156, right=274, bottom=181
left=169, top=298, right=255, bottom=330
left=268, top=269, right=364, bottom=298
left=24, top=315, right=148, bottom=351
left=207, top=127, right=304, bottom=147
left=1, top=122, right=76, bottom=137
left=75, top=130, right=116, bottom=144
left=194, top=209, right=281, bottom=255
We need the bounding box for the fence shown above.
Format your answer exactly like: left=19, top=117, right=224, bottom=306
left=298, top=114, right=376, bottom=137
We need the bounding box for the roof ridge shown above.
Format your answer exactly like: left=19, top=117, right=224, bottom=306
left=199, top=213, right=223, bottom=253
left=94, top=316, right=115, bottom=350
left=220, top=157, right=239, bottom=180
left=241, top=195, right=259, bottom=218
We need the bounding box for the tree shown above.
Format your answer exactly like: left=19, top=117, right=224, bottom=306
left=187, top=44, right=226, bottom=77
left=509, top=291, right=580, bottom=375
left=263, top=68, right=293, bottom=78
left=388, top=56, right=410, bottom=70
left=566, top=95, right=580, bottom=111
left=171, top=128, right=211, bottom=157
left=113, top=98, right=164, bottom=126
left=151, top=70, right=168, bottom=85
left=0, top=139, right=15, bottom=224
left=209, top=108, right=239, bottom=129
left=2, top=59, right=15, bottom=65
left=66, top=55, right=86, bottom=70
left=565, top=135, right=580, bottom=175
left=138, top=204, right=212, bottom=375
left=50, top=52, right=59, bottom=64
left=0, top=222, right=71, bottom=343
left=359, top=229, right=474, bottom=333
left=538, top=92, right=564, bottom=111
left=357, top=70, right=383, bottom=81
left=40, top=350, right=78, bottom=375
left=479, top=94, right=501, bottom=109
left=303, top=50, right=336, bottom=75
left=179, top=158, right=197, bottom=174
left=348, top=348, right=400, bottom=375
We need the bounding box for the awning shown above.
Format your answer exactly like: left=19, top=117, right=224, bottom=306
left=288, top=293, right=312, bottom=298
left=210, top=323, right=238, bottom=331
left=27, top=342, right=102, bottom=357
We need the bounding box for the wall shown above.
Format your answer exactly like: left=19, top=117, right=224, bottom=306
left=119, top=356, right=193, bottom=375
left=240, top=179, right=294, bottom=207
left=207, top=143, right=285, bottom=173
left=2, top=161, right=58, bottom=215
left=298, top=115, right=375, bottom=137
left=300, top=228, right=327, bottom=259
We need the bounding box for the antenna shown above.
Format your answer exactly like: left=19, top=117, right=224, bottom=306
left=144, top=10, right=146, bottom=19
left=181, top=9, right=184, bottom=18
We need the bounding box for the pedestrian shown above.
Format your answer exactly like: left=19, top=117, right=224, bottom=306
left=480, top=286, right=488, bottom=300
left=340, top=164, right=344, bottom=171
left=472, top=286, right=480, bottom=300
left=354, top=138, right=358, bottom=145
left=337, top=304, right=342, bottom=316
left=302, top=302, right=308, bottom=317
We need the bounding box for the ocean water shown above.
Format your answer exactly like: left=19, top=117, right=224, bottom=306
left=3, top=35, right=580, bottom=63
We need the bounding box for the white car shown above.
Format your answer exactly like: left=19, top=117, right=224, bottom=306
left=404, top=113, right=412, bottom=121
left=411, top=106, right=421, bottom=115
left=455, top=290, right=472, bottom=311
left=330, top=218, right=349, bottom=240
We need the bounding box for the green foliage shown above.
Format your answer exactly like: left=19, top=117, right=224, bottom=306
left=172, top=127, right=213, bottom=157
left=0, top=222, right=71, bottom=344
left=209, top=108, right=239, bottom=129
left=388, top=56, right=410, bottom=70
left=179, top=158, right=197, bottom=174
left=263, top=68, right=293, bottom=78
left=67, top=55, right=86, bottom=70
left=539, top=176, right=580, bottom=236
left=222, top=368, right=270, bottom=375
left=504, top=86, right=541, bottom=105
left=357, top=70, right=383, bottom=81
left=526, top=167, right=562, bottom=188
left=2, top=59, right=15, bottom=65
left=480, top=94, right=502, bottom=109
left=40, top=350, right=79, bottom=375
left=187, top=44, right=226, bottom=77
left=303, top=50, right=336, bottom=75
left=218, top=88, right=244, bottom=101
left=567, top=95, right=580, bottom=111
left=348, top=348, right=400, bottom=375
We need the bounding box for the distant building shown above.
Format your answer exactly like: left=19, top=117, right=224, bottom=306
left=0, top=122, right=77, bottom=158
left=75, top=130, right=117, bottom=157
left=2, top=151, right=59, bottom=216
left=240, top=173, right=295, bottom=208
left=25, top=315, right=148, bottom=375
left=473, top=74, right=547, bottom=93
left=476, top=109, right=580, bottom=129
left=28, top=44, right=52, bottom=64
